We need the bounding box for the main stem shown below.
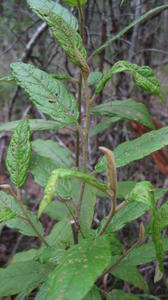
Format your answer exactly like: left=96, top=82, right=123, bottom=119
left=76, top=74, right=90, bottom=233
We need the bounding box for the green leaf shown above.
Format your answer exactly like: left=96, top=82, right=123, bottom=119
left=91, top=4, right=168, bottom=58
left=112, top=265, right=148, bottom=292
left=38, top=168, right=108, bottom=217
left=89, top=117, right=120, bottom=137
left=96, top=126, right=168, bottom=173
left=28, top=0, right=87, bottom=66
left=28, top=0, right=78, bottom=30
left=30, top=154, right=72, bottom=199
left=96, top=61, right=163, bottom=100
left=71, top=179, right=96, bottom=233
left=107, top=289, right=141, bottom=300
left=6, top=118, right=31, bottom=188
left=88, top=71, right=103, bottom=87
left=83, top=286, right=101, bottom=300
left=0, top=192, right=44, bottom=237
left=47, top=236, right=112, bottom=300
left=122, top=237, right=168, bottom=267
left=32, top=139, right=73, bottom=167
left=92, top=99, right=155, bottom=129
left=6, top=210, right=44, bottom=237
left=0, top=119, right=62, bottom=132
left=126, top=181, right=154, bottom=209
left=11, top=63, right=78, bottom=125
left=35, top=282, right=49, bottom=300
left=46, top=218, right=73, bottom=248
left=0, top=191, right=17, bottom=222
left=63, top=0, right=87, bottom=6
left=0, top=261, right=52, bottom=297
left=106, top=201, right=149, bottom=232
left=44, top=201, right=72, bottom=221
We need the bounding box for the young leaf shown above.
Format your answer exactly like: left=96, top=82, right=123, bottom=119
left=126, top=181, right=154, bottom=209
left=107, top=289, right=141, bottom=300
left=27, top=0, right=87, bottom=67
left=95, top=126, right=168, bottom=173
left=92, top=99, right=155, bottom=129
left=63, top=0, right=87, bottom=7
left=38, top=168, right=108, bottom=217
left=28, top=0, right=78, bottom=30
left=0, top=261, right=53, bottom=297
left=6, top=118, right=31, bottom=188
left=11, top=63, right=78, bottom=125
left=0, top=119, right=62, bottom=132
left=96, top=61, right=163, bottom=100
left=47, top=236, right=112, bottom=300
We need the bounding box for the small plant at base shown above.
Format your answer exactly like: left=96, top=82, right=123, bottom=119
left=0, top=1, right=168, bottom=299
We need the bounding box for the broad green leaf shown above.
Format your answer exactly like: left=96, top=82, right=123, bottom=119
left=35, top=282, right=49, bottom=300
left=6, top=118, right=31, bottom=187
left=107, top=201, right=149, bottom=233
left=0, top=192, right=17, bottom=222
left=38, top=169, right=108, bottom=217
left=63, top=0, right=87, bottom=6
left=44, top=201, right=72, bottom=221
left=96, top=61, right=163, bottom=100
left=0, top=260, right=53, bottom=297
left=46, top=218, right=73, bottom=248
left=88, top=71, right=103, bottom=87
left=47, top=236, right=112, bottom=300
left=0, top=192, right=44, bottom=237
left=91, top=4, right=168, bottom=58
left=6, top=210, right=44, bottom=237
left=89, top=117, right=120, bottom=137
left=126, top=181, right=154, bottom=209
left=83, top=286, right=101, bottom=300
left=30, top=154, right=71, bottom=199
left=107, top=289, right=141, bottom=300
left=71, top=179, right=96, bottom=233
left=0, top=119, right=62, bottom=132
left=11, top=249, right=38, bottom=264
left=112, top=265, right=148, bottom=292
left=96, top=126, right=168, bottom=173
left=28, top=0, right=87, bottom=66
left=11, top=63, right=78, bottom=125
left=92, top=99, right=155, bottom=129
left=122, top=237, right=168, bottom=267
left=32, top=139, right=73, bottom=167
